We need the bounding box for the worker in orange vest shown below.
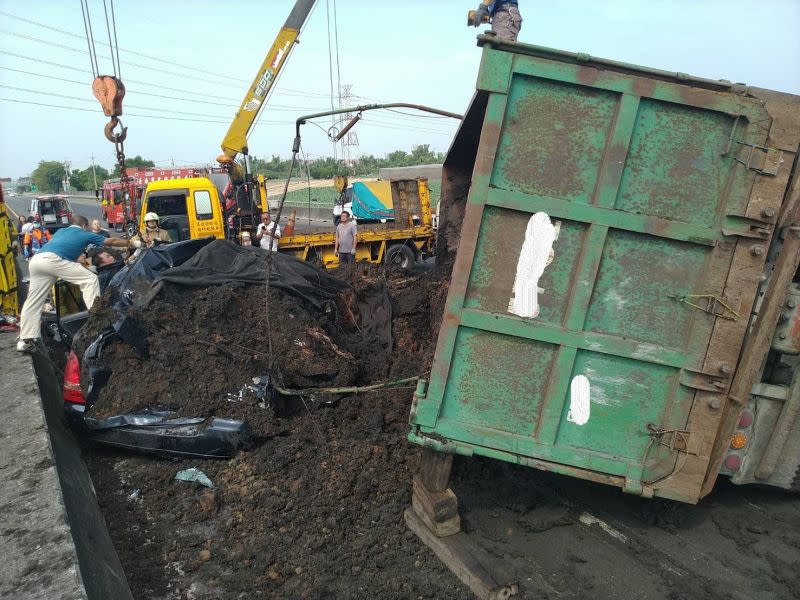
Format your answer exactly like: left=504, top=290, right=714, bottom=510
left=23, top=221, right=52, bottom=258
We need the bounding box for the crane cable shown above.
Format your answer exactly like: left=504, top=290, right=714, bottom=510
left=80, top=0, right=137, bottom=237
left=79, top=0, right=99, bottom=78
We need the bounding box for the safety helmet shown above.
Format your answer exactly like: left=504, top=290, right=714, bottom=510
left=144, top=212, right=160, bottom=223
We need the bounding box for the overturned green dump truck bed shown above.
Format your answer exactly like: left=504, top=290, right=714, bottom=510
left=410, top=35, right=800, bottom=503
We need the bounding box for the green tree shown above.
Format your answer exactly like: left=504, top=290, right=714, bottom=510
left=251, top=154, right=295, bottom=180
left=308, top=156, right=350, bottom=179
left=31, top=160, right=66, bottom=193
left=111, top=155, right=155, bottom=177
left=409, top=144, right=442, bottom=164
left=69, top=166, right=110, bottom=191
left=384, top=150, right=410, bottom=167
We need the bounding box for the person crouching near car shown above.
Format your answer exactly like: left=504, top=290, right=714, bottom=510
left=132, top=212, right=171, bottom=248
left=16, top=215, right=132, bottom=353
left=85, top=247, right=126, bottom=292
left=22, top=220, right=52, bottom=258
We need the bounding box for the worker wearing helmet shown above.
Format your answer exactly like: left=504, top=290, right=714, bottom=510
left=471, top=1, right=522, bottom=42
left=133, top=212, right=171, bottom=248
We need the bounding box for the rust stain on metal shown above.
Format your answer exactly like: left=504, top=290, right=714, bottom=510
left=576, top=65, right=600, bottom=86
left=498, top=84, right=616, bottom=201
left=677, top=85, right=719, bottom=108
left=632, top=78, right=656, bottom=98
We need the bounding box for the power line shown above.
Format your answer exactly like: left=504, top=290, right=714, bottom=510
left=384, top=108, right=455, bottom=120
left=0, top=8, right=248, bottom=84
left=0, top=84, right=230, bottom=119
left=0, top=50, right=245, bottom=101
left=365, top=114, right=459, bottom=131
left=0, top=49, right=89, bottom=73
left=0, top=66, right=329, bottom=113
left=0, top=65, right=233, bottom=107
left=0, top=66, right=343, bottom=121
left=0, top=96, right=318, bottom=128
left=0, top=94, right=453, bottom=140
left=0, top=49, right=340, bottom=106
left=0, top=97, right=228, bottom=124
left=359, top=117, right=456, bottom=136
left=0, top=9, right=349, bottom=99
left=1, top=29, right=252, bottom=87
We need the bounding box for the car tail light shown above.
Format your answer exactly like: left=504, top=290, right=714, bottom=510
left=63, top=350, right=85, bottom=404
left=730, top=432, right=747, bottom=450
left=723, top=454, right=742, bottom=471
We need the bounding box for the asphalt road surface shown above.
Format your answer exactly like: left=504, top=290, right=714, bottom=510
left=5, top=192, right=104, bottom=227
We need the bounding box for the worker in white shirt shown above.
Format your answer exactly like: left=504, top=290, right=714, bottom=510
left=256, top=213, right=281, bottom=252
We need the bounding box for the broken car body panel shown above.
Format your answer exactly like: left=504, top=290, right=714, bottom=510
left=410, top=35, right=800, bottom=503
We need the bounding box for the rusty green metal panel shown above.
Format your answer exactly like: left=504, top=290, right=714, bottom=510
left=410, top=39, right=791, bottom=503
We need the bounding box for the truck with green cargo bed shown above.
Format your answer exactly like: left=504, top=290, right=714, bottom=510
left=410, top=34, right=800, bottom=504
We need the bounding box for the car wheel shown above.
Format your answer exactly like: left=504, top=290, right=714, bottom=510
left=384, top=244, right=416, bottom=269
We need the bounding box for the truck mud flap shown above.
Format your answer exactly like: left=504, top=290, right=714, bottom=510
left=81, top=411, right=252, bottom=458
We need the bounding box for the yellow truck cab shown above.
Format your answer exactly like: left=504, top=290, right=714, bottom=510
left=139, top=177, right=226, bottom=241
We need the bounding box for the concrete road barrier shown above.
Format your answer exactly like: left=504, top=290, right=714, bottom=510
left=0, top=333, right=133, bottom=600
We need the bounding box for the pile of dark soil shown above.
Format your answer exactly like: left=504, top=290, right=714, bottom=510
left=82, top=263, right=461, bottom=599
left=75, top=262, right=446, bottom=439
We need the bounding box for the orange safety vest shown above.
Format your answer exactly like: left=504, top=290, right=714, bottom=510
left=24, top=228, right=52, bottom=254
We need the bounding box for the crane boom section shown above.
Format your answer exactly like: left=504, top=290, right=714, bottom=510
left=219, top=0, right=316, bottom=161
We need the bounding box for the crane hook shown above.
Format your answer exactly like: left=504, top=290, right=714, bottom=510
left=104, top=116, right=127, bottom=144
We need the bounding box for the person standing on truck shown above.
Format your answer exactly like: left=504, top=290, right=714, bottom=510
left=334, top=210, right=358, bottom=265
left=471, top=0, right=522, bottom=42
left=256, top=213, right=281, bottom=252
left=133, top=212, right=171, bottom=248
left=22, top=221, right=52, bottom=258
left=16, top=215, right=131, bottom=353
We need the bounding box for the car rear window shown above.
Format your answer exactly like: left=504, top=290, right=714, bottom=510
left=39, top=200, right=68, bottom=214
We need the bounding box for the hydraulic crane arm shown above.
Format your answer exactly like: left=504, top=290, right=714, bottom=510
left=217, top=0, right=316, bottom=165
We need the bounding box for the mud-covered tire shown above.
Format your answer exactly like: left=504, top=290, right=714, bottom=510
left=384, top=244, right=416, bottom=269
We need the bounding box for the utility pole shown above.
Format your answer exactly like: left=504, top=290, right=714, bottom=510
left=90, top=154, right=98, bottom=189
left=63, top=160, right=71, bottom=193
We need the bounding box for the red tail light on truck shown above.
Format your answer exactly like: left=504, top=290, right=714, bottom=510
left=63, top=350, right=85, bottom=404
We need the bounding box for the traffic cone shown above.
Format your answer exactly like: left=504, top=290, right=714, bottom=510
left=284, top=208, right=296, bottom=237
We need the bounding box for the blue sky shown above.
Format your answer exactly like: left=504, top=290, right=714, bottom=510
left=1, top=0, right=799, bottom=178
